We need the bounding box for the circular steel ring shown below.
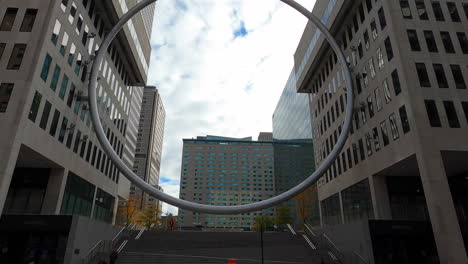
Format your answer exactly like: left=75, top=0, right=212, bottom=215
left=88, top=0, right=354, bottom=214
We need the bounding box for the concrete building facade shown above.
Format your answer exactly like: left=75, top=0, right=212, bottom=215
left=293, top=0, right=468, bottom=262
left=130, top=86, right=165, bottom=209
left=178, top=136, right=275, bottom=229
left=0, top=0, right=153, bottom=260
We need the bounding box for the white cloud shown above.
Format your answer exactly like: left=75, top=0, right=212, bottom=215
left=147, top=0, right=316, bottom=215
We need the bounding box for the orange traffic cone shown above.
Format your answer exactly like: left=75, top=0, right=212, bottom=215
left=228, top=259, right=237, bottom=264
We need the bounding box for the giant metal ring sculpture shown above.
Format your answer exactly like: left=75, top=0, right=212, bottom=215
left=88, top=0, right=354, bottom=214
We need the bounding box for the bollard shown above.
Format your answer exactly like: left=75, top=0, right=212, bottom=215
left=228, top=259, right=237, bottom=264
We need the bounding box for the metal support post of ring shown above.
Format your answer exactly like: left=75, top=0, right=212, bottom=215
left=88, top=0, right=354, bottom=214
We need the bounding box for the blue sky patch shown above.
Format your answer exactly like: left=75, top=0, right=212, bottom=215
left=233, top=21, right=248, bottom=38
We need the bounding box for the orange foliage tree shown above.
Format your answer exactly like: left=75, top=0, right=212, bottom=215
left=294, top=184, right=318, bottom=229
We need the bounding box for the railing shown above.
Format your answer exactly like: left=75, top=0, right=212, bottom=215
left=82, top=224, right=136, bottom=264
left=286, top=224, right=297, bottom=235
left=303, top=223, right=369, bottom=264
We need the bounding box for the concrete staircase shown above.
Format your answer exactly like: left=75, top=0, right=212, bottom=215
left=116, top=231, right=331, bottom=264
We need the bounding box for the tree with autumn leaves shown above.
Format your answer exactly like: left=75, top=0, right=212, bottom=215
left=117, top=195, right=141, bottom=227
left=294, top=184, right=319, bottom=229
left=137, top=204, right=162, bottom=230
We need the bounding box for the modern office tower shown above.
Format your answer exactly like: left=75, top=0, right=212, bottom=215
left=272, top=71, right=318, bottom=227
left=178, top=136, right=275, bottom=229
left=0, top=0, right=153, bottom=261
left=130, top=86, right=166, bottom=209
left=293, top=0, right=468, bottom=262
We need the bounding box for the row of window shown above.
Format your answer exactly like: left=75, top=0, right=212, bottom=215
left=400, top=0, right=468, bottom=23
left=424, top=100, right=468, bottom=128
left=0, top=8, right=37, bottom=32
left=181, top=186, right=275, bottom=192
left=407, top=29, right=468, bottom=54
left=415, top=63, right=466, bottom=89
left=28, top=90, right=123, bottom=183
left=0, top=42, right=27, bottom=70
left=318, top=105, right=411, bottom=185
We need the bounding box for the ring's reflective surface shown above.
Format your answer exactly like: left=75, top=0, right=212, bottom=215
left=88, top=0, right=354, bottom=214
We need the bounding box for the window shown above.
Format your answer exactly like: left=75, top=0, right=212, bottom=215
left=424, top=31, right=438, bottom=52
left=58, top=117, right=68, bottom=143
left=407, top=30, right=421, bottom=51
left=389, top=114, right=400, bottom=140
left=67, top=83, right=76, bottom=107
left=358, top=41, right=363, bottom=59
left=424, top=100, right=442, bottom=127
left=377, top=48, right=384, bottom=69
left=365, top=133, right=372, bottom=156
left=375, top=87, right=382, bottom=112
left=68, top=2, right=77, bottom=24
left=432, top=2, right=445, bottom=21
left=447, top=2, right=461, bottom=22
left=399, top=105, right=411, bottom=133
left=66, top=123, right=75, bottom=148
left=50, top=65, right=61, bottom=91
left=443, top=101, right=460, bottom=128
left=450, top=65, right=466, bottom=89
left=74, top=53, right=82, bottom=75
left=363, top=67, right=368, bottom=87
left=73, top=130, right=81, bottom=153
left=61, top=0, right=69, bottom=12
left=391, top=70, right=402, bottom=95
left=0, top=8, right=18, bottom=31
left=0, top=83, right=14, bottom=112
left=359, top=3, right=365, bottom=23
left=373, top=127, right=381, bottom=151
left=368, top=21, right=376, bottom=41
left=457, top=33, right=468, bottom=54
left=40, top=54, right=52, bottom=81
left=378, top=7, right=387, bottom=30
left=0, top=43, right=5, bottom=60
left=462, top=102, right=468, bottom=123
left=59, top=74, right=69, bottom=100
left=433, top=64, right=448, bottom=88
left=7, top=44, right=27, bottom=70
left=367, top=95, right=374, bottom=118
left=380, top=121, right=390, bottom=146
left=81, top=25, right=89, bottom=46
left=464, top=4, right=468, bottom=20
left=416, top=63, right=431, bottom=87
left=51, top=20, right=61, bottom=45
left=76, top=15, right=83, bottom=34
left=400, top=1, right=412, bottom=19
left=369, top=58, right=376, bottom=79
left=415, top=0, right=429, bottom=20
left=28, top=91, right=42, bottom=122
left=60, top=32, right=69, bottom=56
left=440, top=32, right=455, bottom=53
left=20, top=9, right=38, bottom=32
left=384, top=37, right=393, bottom=61
left=68, top=44, right=76, bottom=65
left=39, top=101, right=51, bottom=130
left=364, top=30, right=370, bottom=50
left=353, top=15, right=359, bottom=33
left=49, top=110, right=60, bottom=137
left=383, top=79, right=392, bottom=103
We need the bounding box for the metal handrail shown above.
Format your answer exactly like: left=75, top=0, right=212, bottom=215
left=352, top=250, right=368, bottom=264
left=112, top=226, right=126, bottom=242
left=323, top=234, right=340, bottom=254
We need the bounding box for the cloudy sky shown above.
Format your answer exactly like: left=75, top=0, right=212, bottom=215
left=146, top=0, right=316, bottom=214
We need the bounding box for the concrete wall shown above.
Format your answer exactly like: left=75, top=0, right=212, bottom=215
left=64, top=215, right=121, bottom=264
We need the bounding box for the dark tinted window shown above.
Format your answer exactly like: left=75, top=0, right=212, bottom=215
left=39, top=101, right=52, bottom=130
left=447, top=2, right=461, bottom=22
left=391, top=70, right=402, bottom=95
left=7, top=44, right=27, bottom=70
left=384, top=37, right=394, bottom=61
left=424, top=100, right=442, bottom=127
left=20, top=9, right=37, bottom=32
left=443, top=101, right=460, bottom=128
left=399, top=105, right=411, bottom=133
left=450, top=65, right=466, bottom=89
left=58, top=117, right=68, bottom=143
left=380, top=121, right=390, bottom=146
left=432, top=2, right=445, bottom=21
left=49, top=110, right=60, bottom=137
left=424, top=31, right=438, bottom=52
left=433, top=64, right=449, bottom=88
left=407, top=30, right=421, bottom=51
left=400, top=1, right=413, bottom=18
left=457, top=33, right=468, bottom=54
left=440, top=32, right=455, bottom=53
left=461, top=102, right=468, bottom=123
left=416, top=0, right=429, bottom=20
left=28, top=91, right=42, bottom=122
left=378, top=7, right=387, bottom=29
left=416, top=63, right=431, bottom=87
left=0, top=83, right=14, bottom=112
left=0, top=8, right=18, bottom=31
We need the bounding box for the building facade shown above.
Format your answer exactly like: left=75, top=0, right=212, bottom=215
left=130, top=86, right=165, bottom=209
left=0, top=0, right=152, bottom=223
left=178, top=136, right=275, bottom=229
left=294, top=0, right=468, bottom=262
